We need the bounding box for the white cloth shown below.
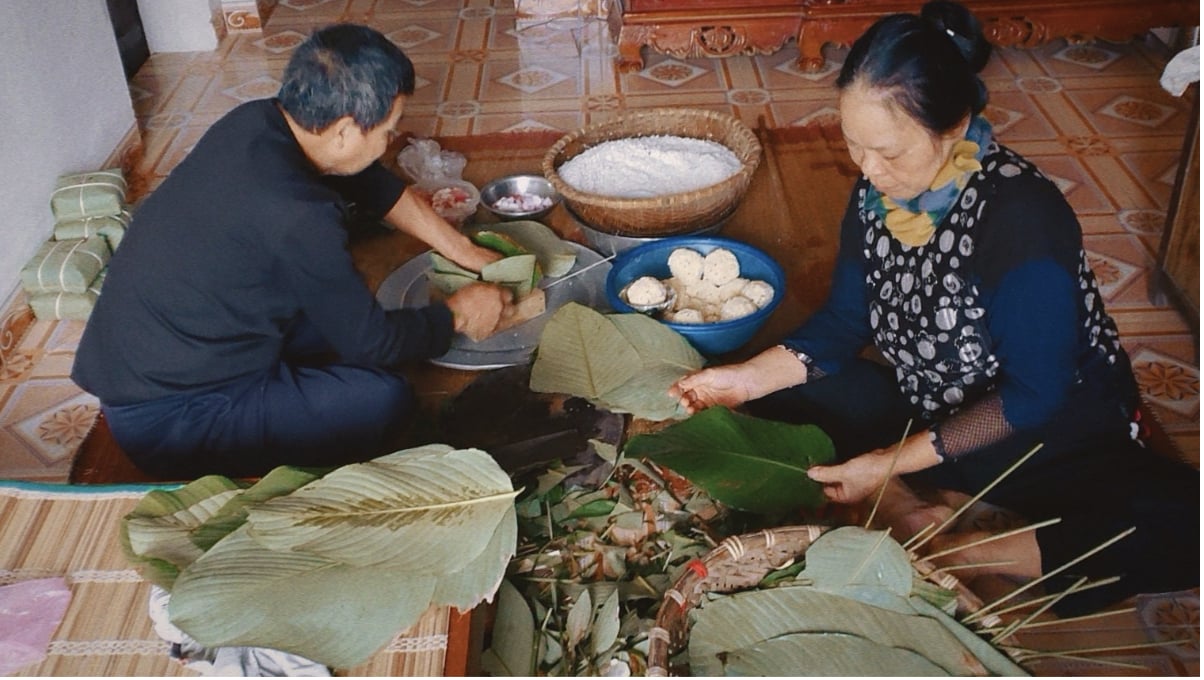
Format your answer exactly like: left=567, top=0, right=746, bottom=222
left=147, top=586, right=330, bottom=677
left=1160, top=45, right=1200, bottom=96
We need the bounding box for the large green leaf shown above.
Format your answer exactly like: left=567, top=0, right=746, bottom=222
left=245, top=445, right=518, bottom=568
left=800, top=526, right=914, bottom=598
left=529, top=303, right=702, bottom=420
left=168, top=527, right=439, bottom=669
left=432, top=505, right=518, bottom=611
left=689, top=586, right=987, bottom=675
left=598, top=313, right=702, bottom=420
left=120, top=475, right=246, bottom=589
left=622, top=406, right=835, bottom=514
left=480, top=579, right=537, bottom=676
left=686, top=525, right=1028, bottom=677
left=165, top=446, right=518, bottom=669
left=190, top=466, right=324, bottom=553
left=720, top=631, right=950, bottom=676
left=530, top=303, right=640, bottom=399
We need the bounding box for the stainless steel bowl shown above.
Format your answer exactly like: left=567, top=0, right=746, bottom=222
left=572, top=207, right=725, bottom=257
left=480, top=174, right=561, bottom=220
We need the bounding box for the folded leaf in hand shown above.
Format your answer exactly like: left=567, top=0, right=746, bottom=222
left=530, top=303, right=641, bottom=398
left=530, top=303, right=702, bottom=420
left=474, top=220, right=577, bottom=277
left=622, top=406, right=834, bottom=514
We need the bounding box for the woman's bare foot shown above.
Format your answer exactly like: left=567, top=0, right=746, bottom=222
left=924, top=529, right=1042, bottom=582
left=868, top=478, right=955, bottom=544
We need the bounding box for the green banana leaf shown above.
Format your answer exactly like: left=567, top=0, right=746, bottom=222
left=432, top=505, right=518, bottom=611
left=472, top=220, right=577, bottom=277
left=622, top=406, right=834, bottom=514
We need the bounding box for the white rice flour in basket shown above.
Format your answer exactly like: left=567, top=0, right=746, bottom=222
left=558, top=135, right=741, bottom=198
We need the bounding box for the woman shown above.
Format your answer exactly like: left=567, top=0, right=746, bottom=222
left=670, top=0, right=1198, bottom=615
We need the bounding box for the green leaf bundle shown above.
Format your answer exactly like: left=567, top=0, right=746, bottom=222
left=688, top=526, right=1028, bottom=676
left=120, top=445, right=518, bottom=669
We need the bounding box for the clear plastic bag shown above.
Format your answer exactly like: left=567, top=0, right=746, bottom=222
left=396, top=139, right=479, bottom=226
left=396, top=138, right=468, bottom=182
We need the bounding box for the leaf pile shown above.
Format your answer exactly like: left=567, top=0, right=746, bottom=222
left=529, top=302, right=704, bottom=421
left=624, top=406, right=836, bottom=515
left=482, top=441, right=724, bottom=676
left=120, top=445, right=518, bottom=669
left=688, top=526, right=1029, bottom=676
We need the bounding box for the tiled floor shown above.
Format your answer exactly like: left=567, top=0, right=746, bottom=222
left=0, top=0, right=1196, bottom=674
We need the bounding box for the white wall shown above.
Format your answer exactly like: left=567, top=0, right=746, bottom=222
left=0, top=0, right=136, bottom=305
left=137, top=0, right=219, bottom=52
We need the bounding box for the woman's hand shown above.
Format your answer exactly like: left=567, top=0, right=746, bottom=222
left=670, top=345, right=809, bottom=415
left=807, top=453, right=893, bottom=504
left=808, top=431, right=943, bottom=505
left=670, top=364, right=757, bottom=414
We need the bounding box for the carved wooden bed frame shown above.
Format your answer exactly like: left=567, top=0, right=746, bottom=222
left=616, top=0, right=1200, bottom=73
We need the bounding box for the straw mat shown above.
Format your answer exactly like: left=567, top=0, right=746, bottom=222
left=1, top=482, right=453, bottom=677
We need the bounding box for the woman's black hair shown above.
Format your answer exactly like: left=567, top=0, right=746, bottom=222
left=836, top=0, right=992, bottom=135
left=278, top=24, right=416, bottom=133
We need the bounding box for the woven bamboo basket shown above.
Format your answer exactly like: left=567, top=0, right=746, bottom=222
left=541, top=108, right=762, bottom=237
left=646, top=524, right=1000, bottom=676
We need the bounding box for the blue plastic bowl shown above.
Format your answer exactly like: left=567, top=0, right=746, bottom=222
left=605, top=236, right=786, bottom=355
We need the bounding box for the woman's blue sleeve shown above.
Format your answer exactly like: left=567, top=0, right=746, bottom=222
left=781, top=190, right=873, bottom=376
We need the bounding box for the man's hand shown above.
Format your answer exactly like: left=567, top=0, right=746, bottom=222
left=385, top=188, right=501, bottom=273
left=453, top=242, right=503, bottom=273
left=445, top=282, right=513, bottom=342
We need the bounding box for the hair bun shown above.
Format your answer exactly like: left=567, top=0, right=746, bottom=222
left=921, top=0, right=991, bottom=73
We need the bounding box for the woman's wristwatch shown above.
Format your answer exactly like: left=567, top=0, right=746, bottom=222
left=776, top=344, right=822, bottom=380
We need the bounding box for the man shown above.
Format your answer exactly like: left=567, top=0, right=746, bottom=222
left=72, top=24, right=512, bottom=479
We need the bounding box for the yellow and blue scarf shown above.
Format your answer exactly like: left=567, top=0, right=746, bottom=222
left=866, top=116, right=994, bottom=247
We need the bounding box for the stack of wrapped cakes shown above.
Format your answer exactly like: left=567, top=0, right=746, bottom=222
left=20, top=168, right=130, bottom=320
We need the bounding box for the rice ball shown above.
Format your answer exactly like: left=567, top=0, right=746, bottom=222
left=703, top=248, right=741, bottom=285
left=719, top=295, right=758, bottom=321
left=742, top=279, right=775, bottom=308
left=623, top=275, right=669, bottom=307
left=669, top=307, right=705, bottom=324
left=667, top=248, right=704, bottom=282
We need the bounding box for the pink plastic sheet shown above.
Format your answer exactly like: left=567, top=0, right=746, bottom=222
left=0, top=577, right=72, bottom=675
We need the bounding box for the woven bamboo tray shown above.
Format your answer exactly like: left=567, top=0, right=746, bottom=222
left=542, top=108, right=762, bottom=237
left=646, top=524, right=994, bottom=676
